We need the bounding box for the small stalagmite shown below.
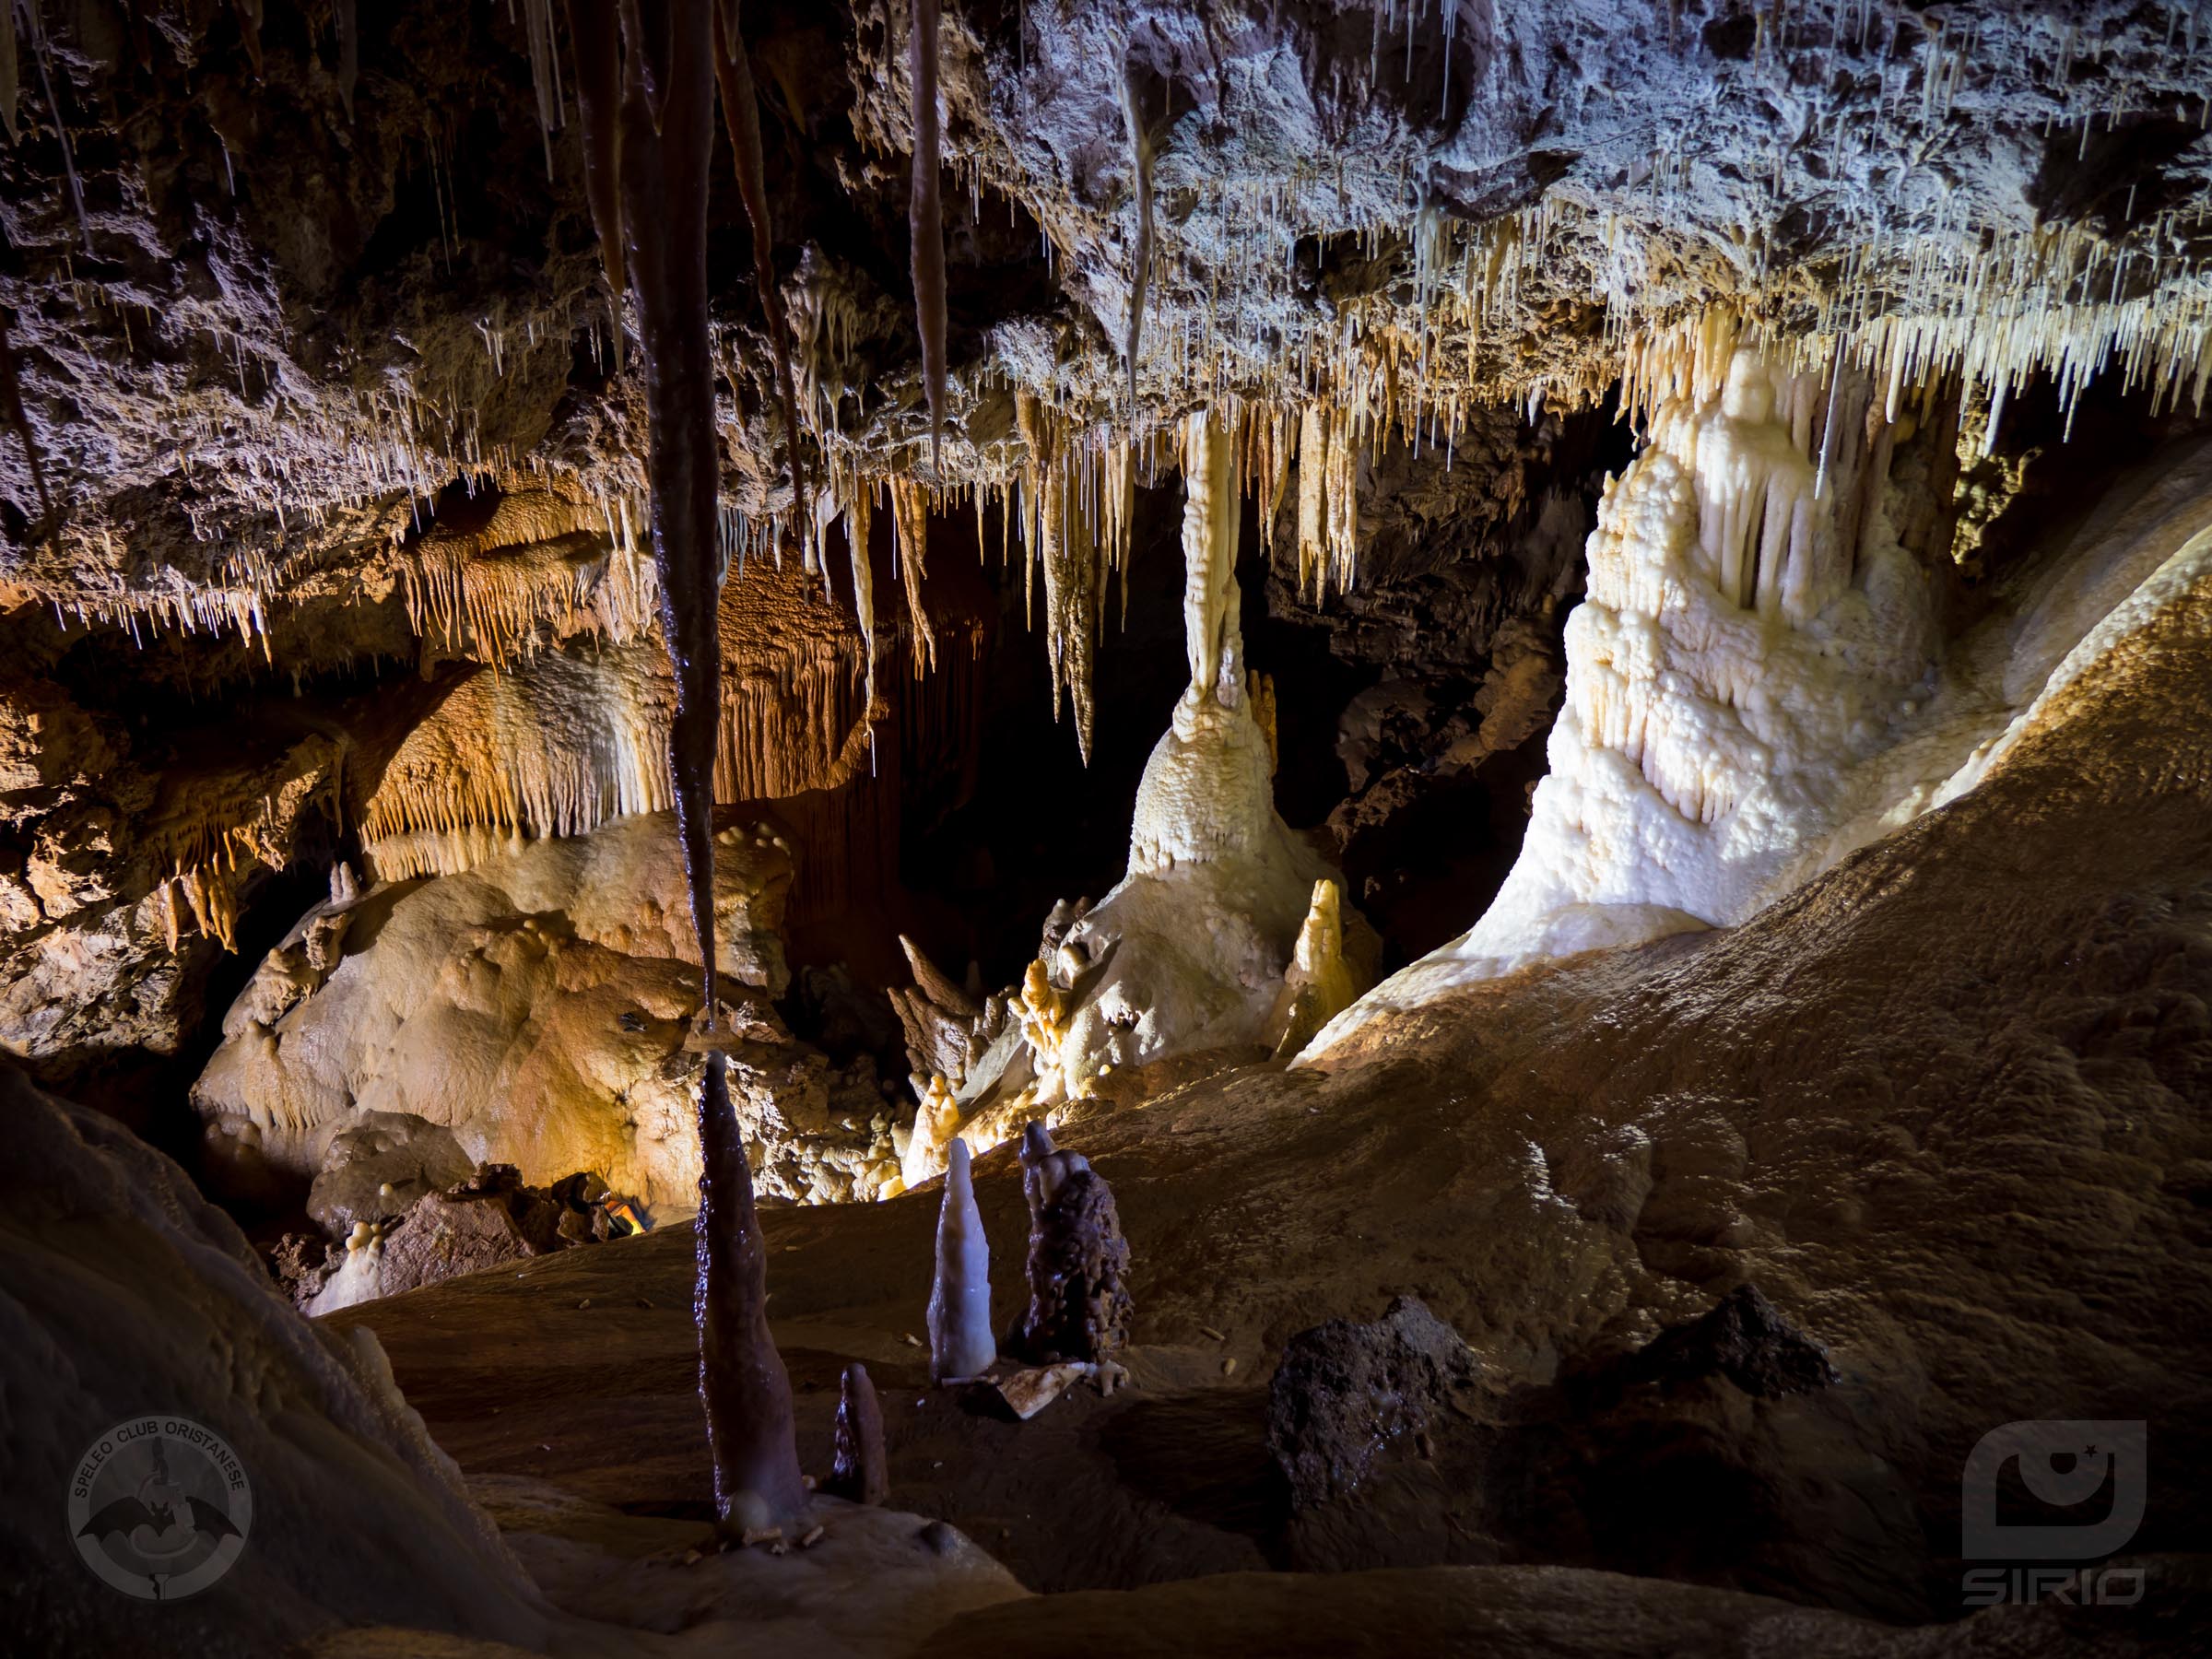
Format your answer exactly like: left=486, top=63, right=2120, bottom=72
left=1265, top=878, right=1357, bottom=1058
left=828, top=1361, right=888, bottom=1506
left=1011, top=1124, right=1132, bottom=1366
left=928, top=1137, right=996, bottom=1382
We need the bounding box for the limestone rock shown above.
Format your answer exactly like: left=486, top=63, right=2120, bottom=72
left=194, top=808, right=897, bottom=1216
left=0, top=1071, right=550, bottom=1654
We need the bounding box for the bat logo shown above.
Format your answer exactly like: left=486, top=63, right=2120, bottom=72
left=67, top=1417, right=253, bottom=1601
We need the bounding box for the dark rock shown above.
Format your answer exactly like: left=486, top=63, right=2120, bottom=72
left=1010, top=1124, right=1133, bottom=1365
left=1266, top=1296, right=1479, bottom=1511
left=282, top=1160, right=633, bottom=1307
left=829, top=1361, right=889, bottom=1506
left=1615, top=1283, right=1841, bottom=1400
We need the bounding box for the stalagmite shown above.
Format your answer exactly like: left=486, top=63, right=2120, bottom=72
left=907, top=0, right=947, bottom=469
left=890, top=477, right=936, bottom=675
left=1306, top=342, right=1947, bottom=1053
left=1265, top=879, right=1356, bottom=1058
left=589, top=0, right=807, bottom=1543
left=900, top=933, right=979, bottom=1018
left=828, top=1361, right=888, bottom=1505
left=712, top=0, right=812, bottom=538
left=901, top=1072, right=962, bottom=1190
left=1011, top=1124, right=1131, bottom=1367
left=928, top=1137, right=995, bottom=1382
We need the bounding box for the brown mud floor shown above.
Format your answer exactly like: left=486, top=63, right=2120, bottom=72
left=337, top=554, right=2212, bottom=1636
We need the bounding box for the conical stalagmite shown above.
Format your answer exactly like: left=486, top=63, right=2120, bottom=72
left=828, top=1361, right=888, bottom=1506
left=928, top=1137, right=995, bottom=1382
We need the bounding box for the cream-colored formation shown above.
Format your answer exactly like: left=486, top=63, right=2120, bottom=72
left=194, top=810, right=902, bottom=1218
left=896, top=411, right=1371, bottom=1182
left=1310, top=350, right=2212, bottom=1054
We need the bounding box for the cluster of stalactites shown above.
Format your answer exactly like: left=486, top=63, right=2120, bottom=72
left=354, top=616, right=877, bottom=886
left=1293, top=404, right=1360, bottom=604
left=401, top=484, right=660, bottom=665
left=151, top=746, right=348, bottom=953
left=1013, top=394, right=1139, bottom=763
left=1620, top=309, right=1960, bottom=619
left=1579, top=338, right=1913, bottom=830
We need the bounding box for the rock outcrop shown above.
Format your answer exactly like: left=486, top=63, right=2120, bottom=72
left=0, top=1071, right=551, bottom=1655
left=194, top=807, right=900, bottom=1216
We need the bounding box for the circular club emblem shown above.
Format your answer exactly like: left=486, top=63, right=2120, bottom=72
left=68, top=1417, right=252, bottom=1600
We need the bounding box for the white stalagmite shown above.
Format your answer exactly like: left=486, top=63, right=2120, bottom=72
left=1307, top=345, right=1937, bottom=1040
left=927, top=1137, right=996, bottom=1382
left=940, top=407, right=1371, bottom=1120
left=1305, top=350, right=2212, bottom=1058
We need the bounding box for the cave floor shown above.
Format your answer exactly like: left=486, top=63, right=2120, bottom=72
left=331, top=558, right=2212, bottom=1647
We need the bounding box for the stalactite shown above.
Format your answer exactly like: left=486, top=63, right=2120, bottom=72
left=232, top=0, right=264, bottom=79
left=1178, top=409, right=1241, bottom=703
left=844, top=477, right=878, bottom=730
left=890, top=476, right=935, bottom=676
left=1116, top=54, right=1153, bottom=422
left=0, top=312, right=59, bottom=547
left=401, top=487, right=650, bottom=663
left=21, top=4, right=88, bottom=252
left=712, top=0, right=812, bottom=541
left=520, top=0, right=564, bottom=175
left=907, top=0, right=947, bottom=468
left=1295, top=406, right=1327, bottom=601
left=563, top=0, right=627, bottom=299
left=0, top=5, right=18, bottom=145
left=335, top=0, right=359, bottom=124
left=588, top=0, right=807, bottom=1545
left=1017, top=394, right=1101, bottom=760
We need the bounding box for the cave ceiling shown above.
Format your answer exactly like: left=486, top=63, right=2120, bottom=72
left=0, top=0, right=2204, bottom=644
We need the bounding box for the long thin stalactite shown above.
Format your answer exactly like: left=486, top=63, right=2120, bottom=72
left=713, top=0, right=812, bottom=543
left=574, top=0, right=808, bottom=1544
left=908, top=0, right=947, bottom=469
